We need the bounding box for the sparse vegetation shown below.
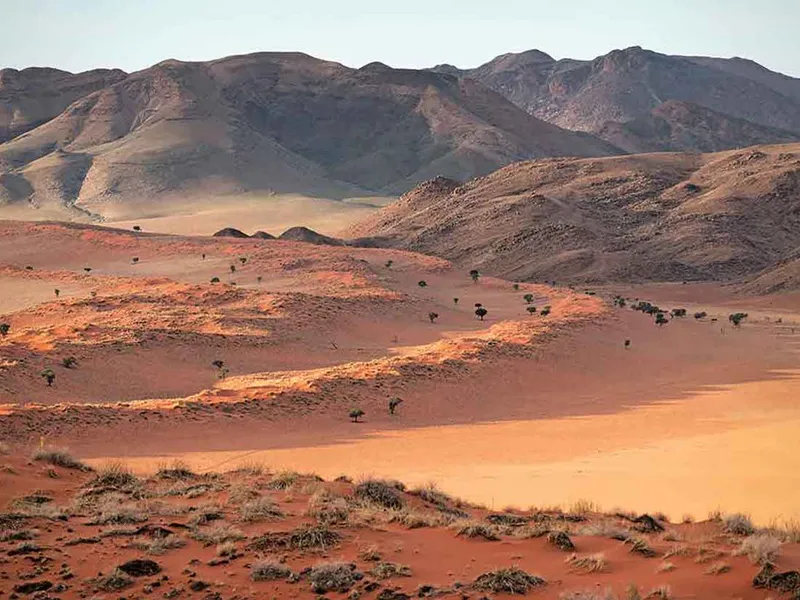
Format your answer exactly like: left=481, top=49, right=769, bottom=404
left=91, top=569, right=134, bottom=592
left=626, top=537, right=656, bottom=557
left=540, top=305, right=551, bottom=316
left=239, top=497, right=283, bottom=522
left=655, top=312, right=669, bottom=326
left=735, top=533, right=782, bottom=565
left=723, top=513, right=755, bottom=536
left=370, top=561, right=412, bottom=579
left=389, top=397, right=403, bottom=415
left=453, top=297, right=459, bottom=305
left=0, top=323, right=9, bottom=337
left=524, top=293, right=534, bottom=303
left=428, top=311, right=439, bottom=323
left=132, top=534, right=186, bottom=555
left=156, top=460, right=195, bottom=480
left=475, top=307, right=488, bottom=321
left=527, top=306, right=537, bottom=314
left=40, top=368, right=56, bottom=386
left=189, top=524, right=245, bottom=546
left=547, top=530, right=576, bottom=551
left=355, top=479, right=405, bottom=509
left=61, top=356, right=78, bottom=369
left=308, top=562, right=363, bottom=594
left=729, top=312, right=748, bottom=327
left=470, top=269, right=480, bottom=283
left=32, top=448, right=90, bottom=471
left=385, top=260, right=393, bottom=268
left=251, top=561, right=292, bottom=581
left=418, top=280, right=427, bottom=287
left=453, top=520, right=499, bottom=540
left=624, top=339, right=631, bottom=348
left=694, top=311, right=707, bottom=319
left=566, top=552, right=608, bottom=573
left=704, top=561, right=731, bottom=575
left=54, top=288, right=60, bottom=297
left=210, top=276, right=220, bottom=283
left=90, top=461, right=138, bottom=488
left=349, top=408, right=365, bottom=423
left=473, top=567, right=545, bottom=594
left=268, top=470, right=299, bottom=490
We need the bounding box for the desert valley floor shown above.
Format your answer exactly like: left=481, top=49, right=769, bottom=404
left=1, top=220, right=799, bottom=599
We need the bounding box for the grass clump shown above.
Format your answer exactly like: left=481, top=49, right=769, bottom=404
left=239, top=497, right=283, bottom=522
left=90, top=461, right=138, bottom=488
left=722, top=513, right=755, bottom=536
left=559, top=590, right=617, bottom=600
left=188, top=503, right=224, bottom=526
left=189, top=524, right=245, bottom=546
left=156, top=460, right=196, bottom=480
left=91, top=569, right=133, bottom=592
left=453, top=520, right=500, bottom=541
left=89, top=496, right=148, bottom=525
left=131, top=534, right=186, bottom=555
left=308, top=562, right=363, bottom=594
left=290, top=525, right=340, bottom=550
left=306, top=490, right=350, bottom=526
left=704, top=561, right=731, bottom=575
left=31, top=448, right=91, bottom=471
left=625, top=537, right=656, bottom=558
left=392, top=509, right=453, bottom=529
left=565, top=553, right=608, bottom=573
left=251, top=560, right=292, bottom=581
left=578, top=521, right=631, bottom=541
left=355, top=479, right=405, bottom=510
left=548, top=530, right=576, bottom=551
left=0, top=529, right=37, bottom=542
left=473, top=567, right=546, bottom=594
left=267, top=470, right=300, bottom=490
left=216, top=541, right=238, bottom=557
left=735, top=533, right=782, bottom=565
left=656, top=561, right=676, bottom=573
left=370, top=561, right=412, bottom=579
left=644, top=586, right=672, bottom=599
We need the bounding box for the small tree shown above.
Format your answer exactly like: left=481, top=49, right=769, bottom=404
left=239, top=257, right=247, bottom=265
left=671, top=308, right=687, bottom=317
left=729, top=312, right=748, bottom=327
left=25, top=266, right=33, bottom=271
left=428, top=312, right=439, bottom=323
left=655, top=313, right=669, bottom=326
left=202, top=253, right=206, bottom=260
left=133, top=225, right=141, bottom=231
left=41, top=369, right=56, bottom=387
left=230, top=265, right=236, bottom=274
left=540, top=306, right=551, bottom=317
left=388, top=397, right=403, bottom=415
left=418, top=280, right=427, bottom=288
left=474, top=303, right=482, bottom=308
left=212, top=360, right=225, bottom=369
left=526, top=306, right=537, bottom=315
left=349, top=408, right=365, bottom=423
left=513, top=283, right=520, bottom=291
left=453, top=297, right=459, bottom=306
left=469, top=269, right=480, bottom=283
left=84, top=267, right=92, bottom=273
left=385, top=260, right=393, bottom=268
left=523, top=294, right=534, bottom=304
left=624, top=339, right=631, bottom=349
left=61, top=356, right=78, bottom=369
left=218, top=367, right=229, bottom=380
left=0, top=323, right=9, bottom=337
left=694, top=311, right=707, bottom=319
left=257, top=276, right=263, bottom=284
left=54, top=289, right=60, bottom=297
left=210, top=277, right=220, bottom=283
left=475, top=307, right=488, bottom=321
left=132, top=257, right=139, bottom=264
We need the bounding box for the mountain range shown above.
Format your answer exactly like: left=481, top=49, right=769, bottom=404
left=1, top=46, right=799, bottom=220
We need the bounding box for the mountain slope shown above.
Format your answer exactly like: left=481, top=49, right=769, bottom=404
left=348, top=143, right=800, bottom=286
left=0, top=52, right=618, bottom=217
left=454, top=47, right=800, bottom=151
left=597, top=100, right=800, bottom=154
left=0, top=67, right=127, bottom=143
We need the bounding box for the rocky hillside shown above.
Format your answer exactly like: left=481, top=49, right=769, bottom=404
left=441, top=47, right=800, bottom=152
left=0, top=53, right=618, bottom=217
left=348, top=143, right=800, bottom=286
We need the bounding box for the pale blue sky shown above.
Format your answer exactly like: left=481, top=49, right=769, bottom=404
left=1, top=0, right=798, bottom=77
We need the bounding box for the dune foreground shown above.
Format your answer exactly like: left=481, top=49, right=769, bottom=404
left=1, top=220, right=800, bottom=598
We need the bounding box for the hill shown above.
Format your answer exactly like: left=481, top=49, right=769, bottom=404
left=347, top=143, right=800, bottom=286
left=446, top=47, right=800, bottom=152
left=0, top=52, right=617, bottom=222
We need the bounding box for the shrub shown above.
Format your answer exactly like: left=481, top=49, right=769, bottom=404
left=540, top=305, right=551, bottom=316
left=523, top=294, right=534, bottom=303
left=132, top=534, right=186, bottom=555
left=453, top=520, right=499, bottom=541
left=349, top=408, right=365, bottom=423
left=239, top=497, right=283, bottom=522
left=90, top=461, right=138, bottom=488
left=453, top=297, right=459, bottom=305
left=32, top=448, right=90, bottom=471
left=189, top=524, right=244, bottom=546
left=694, top=311, right=707, bottom=319
left=385, top=260, right=393, bottom=268
left=428, top=311, right=439, bottom=323
left=655, top=313, right=669, bottom=326
left=268, top=470, right=299, bottom=490
left=40, top=369, right=56, bottom=386
left=308, top=562, right=363, bottom=593
left=671, top=308, right=687, bottom=317
left=626, top=537, right=656, bottom=557
left=355, top=479, right=404, bottom=509
left=91, top=569, right=133, bottom=592
left=547, top=530, right=576, bottom=551
left=723, top=513, right=754, bottom=536
left=307, top=490, right=350, bottom=525
left=370, top=561, right=412, bottom=579
left=469, top=269, right=480, bottom=283
left=156, top=460, right=195, bottom=480
left=527, top=306, right=537, bottom=314
left=566, top=552, right=608, bottom=573
left=475, top=307, right=488, bottom=320
left=473, top=567, right=545, bottom=594
left=729, top=312, right=748, bottom=326
left=735, top=533, right=782, bottom=565
left=418, top=280, right=427, bottom=288
left=0, top=323, right=9, bottom=337
left=187, top=504, right=224, bottom=526
left=251, top=561, right=292, bottom=581
left=289, top=525, right=340, bottom=550
left=210, top=277, right=220, bottom=283
left=388, top=397, right=403, bottom=415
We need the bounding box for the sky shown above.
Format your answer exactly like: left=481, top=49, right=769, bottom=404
left=1, top=0, right=799, bottom=77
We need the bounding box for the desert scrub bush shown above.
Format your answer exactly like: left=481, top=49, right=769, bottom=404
left=229, top=460, right=266, bottom=476
left=547, top=530, right=576, bottom=551
left=89, top=495, right=148, bottom=525
left=89, top=461, right=139, bottom=488
left=359, top=544, right=382, bottom=562
left=693, top=546, right=725, bottom=564
left=392, top=509, right=454, bottom=529
left=91, top=569, right=134, bottom=592
left=31, top=448, right=90, bottom=471
left=188, top=503, right=225, bottom=526
left=625, top=537, right=656, bottom=558
left=267, top=470, right=299, bottom=490
left=306, top=490, right=350, bottom=526
left=569, top=499, right=597, bottom=517
left=370, top=561, right=412, bottom=579
left=249, top=526, right=340, bottom=552
left=251, top=560, right=292, bottom=581
left=239, top=497, right=283, bottom=522
left=723, top=513, right=755, bottom=536
left=473, top=567, right=545, bottom=594
left=308, top=562, right=363, bottom=593
left=226, top=481, right=260, bottom=504
left=189, top=524, right=245, bottom=546
left=216, top=540, right=238, bottom=557
left=735, top=533, right=782, bottom=565
left=578, top=521, right=630, bottom=541
left=412, top=483, right=467, bottom=509
left=704, top=561, right=731, bottom=575
left=0, top=529, right=37, bottom=542
left=514, top=523, right=551, bottom=539
left=132, top=534, right=186, bottom=555
left=453, top=520, right=500, bottom=541
left=354, top=479, right=405, bottom=510
left=155, top=460, right=195, bottom=480
left=565, top=553, right=608, bottom=573
left=656, top=561, right=676, bottom=573
left=644, top=586, right=672, bottom=599
left=662, top=544, right=691, bottom=559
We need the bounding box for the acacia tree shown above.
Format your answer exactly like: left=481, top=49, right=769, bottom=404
left=41, top=369, right=56, bottom=386
left=469, top=269, right=480, bottom=283
left=385, top=260, right=393, bottom=268
left=453, top=297, right=459, bottom=306
left=523, top=294, right=534, bottom=304
left=655, top=312, right=669, bottom=326
left=239, top=257, right=247, bottom=265
left=428, top=312, right=439, bottom=323
left=349, top=408, right=365, bottom=423
left=54, top=289, right=60, bottom=298
left=418, top=280, right=427, bottom=288
left=230, top=265, right=236, bottom=274
left=475, top=307, right=488, bottom=321
left=388, top=397, right=403, bottom=415
left=513, top=283, right=520, bottom=291
left=526, top=306, right=537, bottom=315
left=0, top=323, right=9, bottom=337
left=624, top=339, right=631, bottom=349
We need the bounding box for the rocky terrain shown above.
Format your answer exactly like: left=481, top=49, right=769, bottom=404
left=348, top=143, right=800, bottom=286
left=436, top=47, right=800, bottom=152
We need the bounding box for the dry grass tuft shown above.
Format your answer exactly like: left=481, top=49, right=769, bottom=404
left=0, top=441, right=10, bottom=455
left=735, top=533, right=782, bottom=565
left=32, top=448, right=91, bottom=471
left=239, top=497, right=283, bottom=522
left=625, top=537, right=656, bottom=558
left=566, top=553, right=608, bottom=573
left=189, top=524, right=245, bottom=546
left=354, top=479, right=405, bottom=510
left=89, top=495, right=148, bottom=525
left=188, top=503, right=224, bottom=526
left=644, top=585, right=672, bottom=599
left=90, top=461, right=138, bottom=488
left=578, top=521, right=630, bottom=541
left=473, top=567, right=545, bottom=594
left=306, top=489, right=350, bottom=526
left=370, top=561, right=412, bottom=579
left=216, top=541, right=238, bottom=557
left=704, top=561, right=731, bottom=575
left=723, top=513, right=754, bottom=536
left=267, top=470, right=300, bottom=490
left=453, top=520, right=500, bottom=541
left=547, top=530, right=576, bottom=551
left=656, top=561, right=676, bottom=573
left=514, top=523, right=551, bottom=539
left=662, top=544, right=691, bottom=559
left=155, top=460, right=195, bottom=480
left=131, top=534, right=186, bottom=555
left=559, top=590, right=617, bottom=600
left=91, top=569, right=133, bottom=592
left=308, top=562, right=363, bottom=594
left=251, top=560, right=292, bottom=581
